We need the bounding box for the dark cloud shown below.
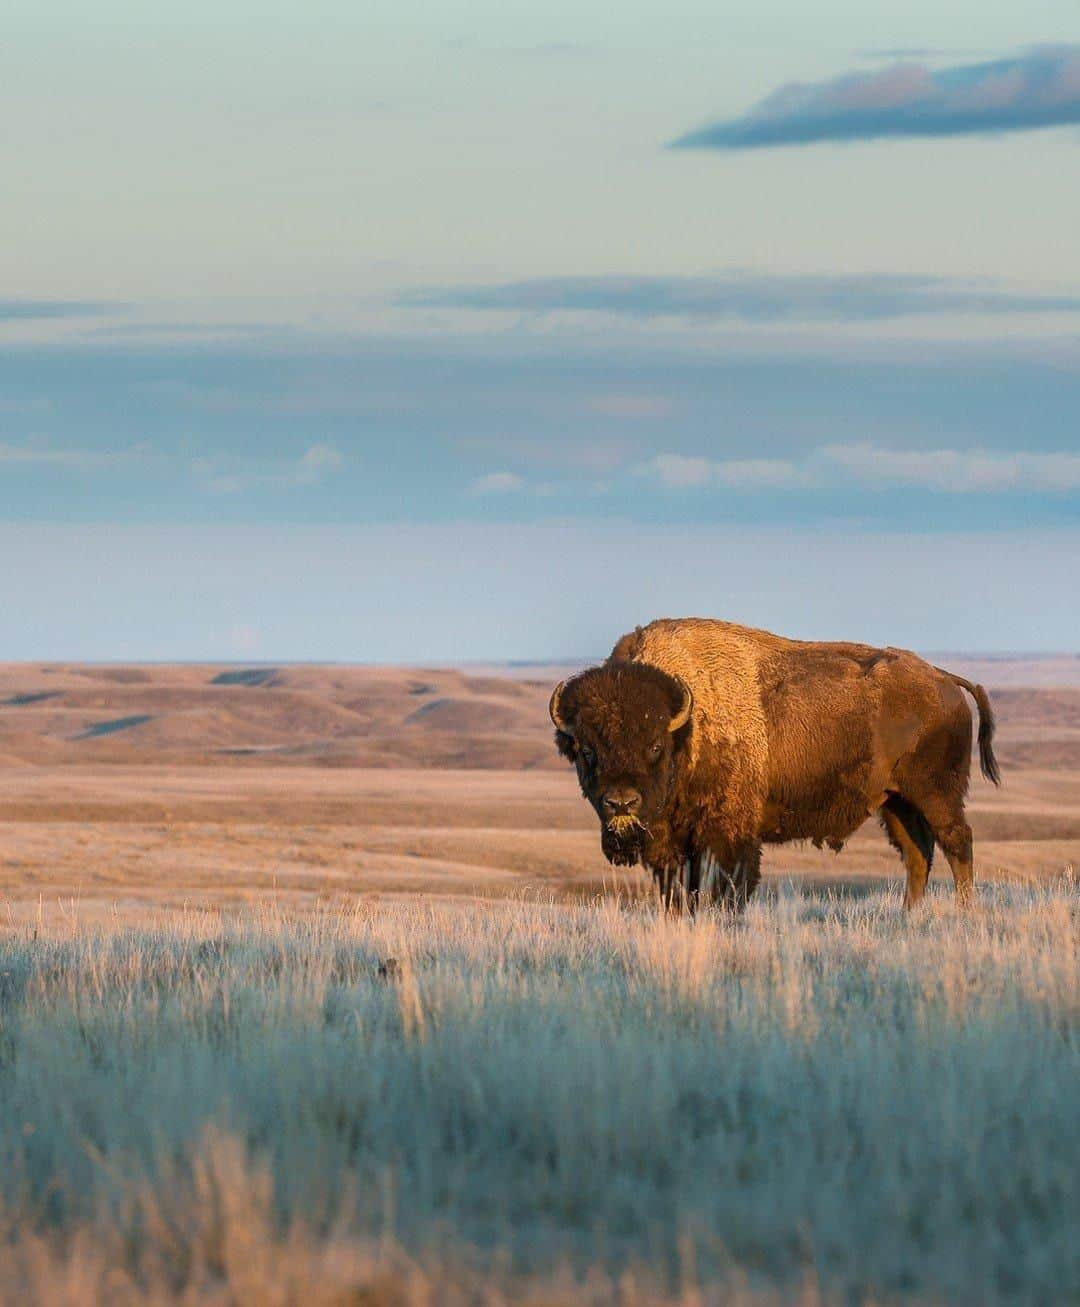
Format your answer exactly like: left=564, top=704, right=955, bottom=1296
left=0, top=299, right=112, bottom=322
left=406, top=272, right=1080, bottom=322
left=672, top=45, right=1080, bottom=149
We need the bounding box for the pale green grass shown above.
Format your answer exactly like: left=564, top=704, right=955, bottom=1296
left=0, top=880, right=1077, bottom=1305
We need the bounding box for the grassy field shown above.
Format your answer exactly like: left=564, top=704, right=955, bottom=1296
left=0, top=661, right=1077, bottom=1302
left=1, top=881, right=1076, bottom=1306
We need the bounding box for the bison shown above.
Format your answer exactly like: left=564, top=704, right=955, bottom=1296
left=549, top=618, right=999, bottom=911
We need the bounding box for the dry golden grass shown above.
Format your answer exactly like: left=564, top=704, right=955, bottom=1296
left=0, top=884, right=1076, bottom=1305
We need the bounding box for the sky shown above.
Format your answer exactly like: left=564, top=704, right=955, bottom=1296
left=2, top=2, right=1080, bottom=660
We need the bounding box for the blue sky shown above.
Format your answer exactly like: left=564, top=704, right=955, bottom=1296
left=3, top=2, right=1080, bottom=658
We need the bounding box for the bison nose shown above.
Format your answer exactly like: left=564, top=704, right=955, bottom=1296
left=603, top=788, right=641, bottom=817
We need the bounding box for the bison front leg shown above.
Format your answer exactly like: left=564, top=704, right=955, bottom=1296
left=651, top=859, right=696, bottom=914
left=698, top=845, right=761, bottom=912
left=651, top=864, right=674, bottom=912
left=657, top=850, right=717, bottom=913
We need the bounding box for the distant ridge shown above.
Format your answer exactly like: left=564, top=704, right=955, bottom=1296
left=0, top=664, right=559, bottom=770
left=0, top=659, right=1076, bottom=771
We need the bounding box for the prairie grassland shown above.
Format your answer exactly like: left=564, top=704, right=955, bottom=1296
left=0, top=880, right=1077, bottom=1306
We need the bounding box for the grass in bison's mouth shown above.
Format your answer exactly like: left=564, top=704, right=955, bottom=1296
left=606, top=814, right=645, bottom=836
left=602, top=814, right=648, bottom=866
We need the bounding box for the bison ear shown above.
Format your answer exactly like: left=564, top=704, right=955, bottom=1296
left=549, top=680, right=577, bottom=760
left=549, top=680, right=571, bottom=733
left=667, top=677, right=693, bottom=733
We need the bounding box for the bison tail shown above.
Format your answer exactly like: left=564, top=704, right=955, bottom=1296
left=972, top=682, right=1001, bottom=786
left=935, top=668, right=1001, bottom=787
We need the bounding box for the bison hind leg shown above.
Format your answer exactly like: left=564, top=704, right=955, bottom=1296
left=915, top=797, right=975, bottom=907
left=880, top=793, right=935, bottom=909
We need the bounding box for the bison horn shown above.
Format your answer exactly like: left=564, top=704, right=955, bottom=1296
left=668, top=678, right=693, bottom=732
left=549, top=680, right=571, bottom=733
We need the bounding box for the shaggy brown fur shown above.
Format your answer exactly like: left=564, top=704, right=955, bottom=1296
left=550, top=618, right=999, bottom=912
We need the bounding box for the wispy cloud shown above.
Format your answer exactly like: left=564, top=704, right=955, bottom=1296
left=292, top=443, right=343, bottom=485
left=6, top=331, right=1080, bottom=534
left=471, top=471, right=525, bottom=494
left=191, top=444, right=346, bottom=495
left=200, top=473, right=244, bottom=496
left=407, top=272, right=1080, bottom=322
left=643, top=446, right=1080, bottom=493
left=672, top=45, right=1080, bottom=149
left=820, top=444, right=1080, bottom=492
left=79, top=320, right=284, bottom=343
left=0, top=439, right=347, bottom=493
left=0, top=440, right=144, bottom=468
left=648, top=454, right=803, bottom=489
left=0, top=299, right=112, bottom=322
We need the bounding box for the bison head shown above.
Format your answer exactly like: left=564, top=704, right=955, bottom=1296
left=549, top=661, right=692, bottom=866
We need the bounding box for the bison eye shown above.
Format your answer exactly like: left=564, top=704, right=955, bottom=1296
left=648, top=740, right=664, bottom=762
left=579, top=745, right=596, bottom=769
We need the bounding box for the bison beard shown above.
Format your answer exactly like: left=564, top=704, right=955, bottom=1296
left=601, top=815, right=647, bottom=866
left=550, top=617, right=1000, bottom=914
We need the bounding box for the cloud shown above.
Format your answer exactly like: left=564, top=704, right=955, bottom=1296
left=470, top=471, right=525, bottom=494
left=649, top=454, right=712, bottom=488
left=0, top=441, right=346, bottom=494
left=0, top=299, right=112, bottom=323
left=642, top=446, right=1080, bottom=494
left=5, top=330, right=1080, bottom=536
left=711, top=458, right=804, bottom=488
left=80, top=320, right=283, bottom=343
left=0, top=440, right=144, bottom=468
left=407, top=272, right=1080, bottom=323
left=672, top=46, right=1080, bottom=149
left=292, top=443, right=343, bottom=485
left=190, top=457, right=244, bottom=496
left=189, top=444, right=346, bottom=495
left=821, top=444, right=1080, bottom=492
left=648, top=454, right=803, bottom=489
